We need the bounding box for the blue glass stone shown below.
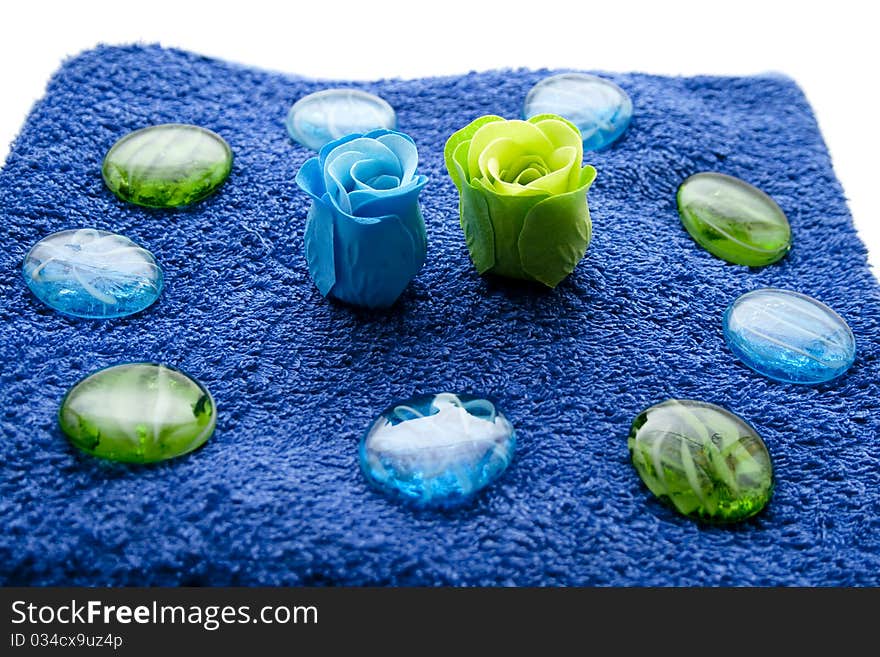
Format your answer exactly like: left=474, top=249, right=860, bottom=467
left=359, top=393, right=516, bottom=508
left=723, top=288, right=856, bottom=384
left=523, top=73, right=633, bottom=150
left=22, top=229, right=163, bottom=319
left=286, top=89, right=397, bottom=151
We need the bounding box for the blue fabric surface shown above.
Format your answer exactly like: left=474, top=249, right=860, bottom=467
left=2, top=45, right=879, bottom=586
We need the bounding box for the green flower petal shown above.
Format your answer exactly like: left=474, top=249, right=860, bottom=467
left=527, top=113, right=582, bottom=140
left=505, top=154, right=551, bottom=182
left=518, top=165, right=596, bottom=287
left=444, top=115, right=504, bottom=192
left=459, top=179, right=496, bottom=273
left=529, top=115, right=584, bottom=190
left=579, top=163, right=598, bottom=189
left=524, top=145, right=578, bottom=195
left=479, top=137, right=549, bottom=197
left=471, top=178, right=548, bottom=279
left=513, top=167, right=546, bottom=185
left=467, top=120, right=554, bottom=180
left=452, top=140, right=470, bottom=190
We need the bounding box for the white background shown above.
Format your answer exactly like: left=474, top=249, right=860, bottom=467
left=2, top=0, right=877, bottom=276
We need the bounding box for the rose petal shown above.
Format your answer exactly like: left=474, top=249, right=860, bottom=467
left=295, top=156, right=326, bottom=201
left=518, top=163, right=597, bottom=288
left=513, top=167, right=545, bottom=185
left=367, top=174, right=401, bottom=190
left=478, top=138, right=548, bottom=197
left=452, top=140, right=471, bottom=186
left=533, top=117, right=584, bottom=190
left=363, top=128, right=413, bottom=144
left=459, top=180, right=495, bottom=274
left=525, top=146, right=577, bottom=195
left=530, top=116, right=583, bottom=153
left=376, top=132, right=418, bottom=183
left=325, top=137, right=402, bottom=189
left=329, top=207, right=424, bottom=309
left=579, top=163, right=598, bottom=188
left=546, top=145, right=581, bottom=191
left=470, top=177, right=548, bottom=279
left=348, top=174, right=428, bottom=216
left=467, top=120, right=554, bottom=183
left=478, top=137, right=516, bottom=181
left=324, top=138, right=402, bottom=214
left=325, top=150, right=363, bottom=213
left=318, top=132, right=364, bottom=170
left=444, top=115, right=505, bottom=192
left=350, top=158, right=400, bottom=190
left=303, top=198, right=337, bottom=296
left=503, top=154, right=550, bottom=181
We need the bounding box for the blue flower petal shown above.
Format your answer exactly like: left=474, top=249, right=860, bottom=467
left=363, top=128, right=414, bottom=145
left=303, top=199, right=336, bottom=297
left=347, top=178, right=421, bottom=215
left=349, top=174, right=428, bottom=217
left=376, top=132, right=418, bottom=183
left=317, top=132, right=364, bottom=170
left=330, top=208, right=426, bottom=308
left=325, top=150, right=364, bottom=214
left=324, top=137, right=402, bottom=214
left=325, top=137, right=401, bottom=176
left=294, top=157, right=326, bottom=201
left=350, top=159, right=401, bottom=190
left=367, top=174, right=401, bottom=190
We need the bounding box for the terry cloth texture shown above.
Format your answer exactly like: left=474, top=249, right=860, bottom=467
left=1, top=45, right=879, bottom=586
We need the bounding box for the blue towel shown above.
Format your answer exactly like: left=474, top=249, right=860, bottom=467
left=1, top=45, right=878, bottom=586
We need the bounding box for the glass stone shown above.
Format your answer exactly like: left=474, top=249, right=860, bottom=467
left=102, top=123, right=232, bottom=208
left=286, top=89, right=397, bottom=151
left=628, top=399, right=773, bottom=523
left=21, top=229, right=163, bottom=319
left=677, top=172, right=791, bottom=266
left=724, top=288, right=856, bottom=384
left=359, top=393, right=516, bottom=507
left=523, top=73, right=633, bottom=150
left=59, top=363, right=216, bottom=463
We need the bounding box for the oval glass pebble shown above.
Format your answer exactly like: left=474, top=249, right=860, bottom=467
left=724, top=288, right=856, bottom=384
left=677, top=172, right=791, bottom=266
left=22, top=228, right=163, bottom=319
left=523, top=73, right=633, bottom=150
left=359, top=393, right=516, bottom=507
left=59, top=363, right=216, bottom=463
left=102, top=123, right=232, bottom=208
left=286, top=89, right=397, bottom=151
left=628, top=399, right=773, bottom=522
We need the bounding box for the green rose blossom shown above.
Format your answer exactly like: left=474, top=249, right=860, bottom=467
left=445, top=114, right=597, bottom=287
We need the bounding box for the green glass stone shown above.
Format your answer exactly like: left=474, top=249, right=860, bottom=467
left=102, top=124, right=232, bottom=208
left=677, top=172, right=791, bottom=266
left=59, top=363, right=216, bottom=463
left=628, top=399, right=773, bottom=522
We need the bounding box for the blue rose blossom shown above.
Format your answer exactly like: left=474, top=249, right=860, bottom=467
left=295, top=129, right=429, bottom=308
